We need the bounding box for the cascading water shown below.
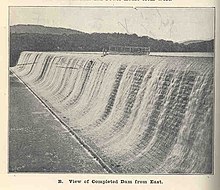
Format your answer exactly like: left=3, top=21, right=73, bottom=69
left=11, top=51, right=213, bottom=174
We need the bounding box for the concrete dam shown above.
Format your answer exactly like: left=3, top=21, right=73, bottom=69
left=10, top=51, right=214, bottom=174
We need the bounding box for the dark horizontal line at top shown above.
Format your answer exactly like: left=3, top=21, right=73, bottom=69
left=8, top=6, right=216, bottom=8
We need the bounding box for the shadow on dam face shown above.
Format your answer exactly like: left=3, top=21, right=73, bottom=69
left=10, top=51, right=214, bottom=174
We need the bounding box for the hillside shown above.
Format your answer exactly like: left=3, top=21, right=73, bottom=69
left=10, top=24, right=214, bottom=67
left=180, top=40, right=206, bottom=45
left=10, top=24, right=84, bottom=35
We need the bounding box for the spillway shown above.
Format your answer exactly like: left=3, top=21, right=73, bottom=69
left=10, top=51, right=214, bottom=174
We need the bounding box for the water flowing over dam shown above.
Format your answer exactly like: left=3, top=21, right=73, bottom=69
left=10, top=51, right=214, bottom=174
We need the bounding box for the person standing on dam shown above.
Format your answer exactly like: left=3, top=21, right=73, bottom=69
left=102, top=48, right=108, bottom=57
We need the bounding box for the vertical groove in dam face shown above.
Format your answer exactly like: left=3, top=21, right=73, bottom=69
left=10, top=51, right=214, bottom=174
left=87, top=64, right=127, bottom=128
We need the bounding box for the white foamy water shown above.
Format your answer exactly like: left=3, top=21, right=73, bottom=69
left=150, top=52, right=214, bottom=57
left=11, top=51, right=214, bottom=174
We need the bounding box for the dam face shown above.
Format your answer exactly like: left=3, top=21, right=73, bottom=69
left=10, top=51, right=214, bottom=174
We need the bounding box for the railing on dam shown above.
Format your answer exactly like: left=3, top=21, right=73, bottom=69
left=108, top=46, right=150, bottom=55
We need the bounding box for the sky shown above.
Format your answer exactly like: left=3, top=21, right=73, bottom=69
left=10, top=7, right=214, bottom=42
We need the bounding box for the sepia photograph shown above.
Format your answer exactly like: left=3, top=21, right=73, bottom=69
left=8, top=7, right=214, bottom=175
